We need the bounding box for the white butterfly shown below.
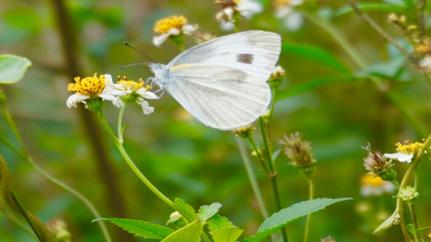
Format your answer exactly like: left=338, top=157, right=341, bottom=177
left=149, top=30, right=281, bottom=130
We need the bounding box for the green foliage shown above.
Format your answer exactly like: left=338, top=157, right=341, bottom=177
left=161, top=220, right=202, bottom=242
left=282, top=43, right=349, bottom=74
left=95, top=218, right=173, bottom=240
left=336, top=3, right=406, bottom=16
left=0, top=54, right=31, bottom=84
left=207, top=215, right=243, bottom=242
left=198, top=202, right=222, bottom=222
left=173, top=198, right=196, bottom=222
left=244, top=198, right=352, bottom=242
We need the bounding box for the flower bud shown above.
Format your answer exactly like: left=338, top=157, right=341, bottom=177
left=48, top=219, right=71, bottom=242
left=398, top=186, right=419, bottom=202
left=234, top=125, right=254, bottom=138
left=320, top=236, right=337, bottom=242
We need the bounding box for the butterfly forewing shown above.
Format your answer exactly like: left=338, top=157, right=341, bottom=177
left=164, top=30, right=281, bottom=130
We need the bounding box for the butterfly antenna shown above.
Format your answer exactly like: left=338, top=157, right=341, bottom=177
left=119, top=62, right=148, bottom=70
left=123, top=41, right=155, bottom=62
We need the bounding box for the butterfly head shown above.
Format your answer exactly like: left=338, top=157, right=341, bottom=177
left=148, top=63, right=169, bottom=88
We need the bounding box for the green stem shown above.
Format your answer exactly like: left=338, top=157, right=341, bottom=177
left=247, top=136, right=270, bottom=174
left=236, top=137, right=269, bottom=219
left=117, top=105, right=126, bottom=144
left=96, top=112, right=175, bottom=209
left=303, top=178, right=314, bottom=242
left=407, top=202, right=419, bottom=242
left=258, top=117, right=288, bottom=242
left=396, top=134, right=431, bottom=241
left=0, top=107, right=112, bottom=242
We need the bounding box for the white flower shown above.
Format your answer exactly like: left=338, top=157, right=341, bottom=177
left=152, top=16, right=198, bottom=47
left=108, top=77, right=159, bottom=115
left=215, top=0, right=262, bottom=31
left=237, top=0, right=263, bottom=19
left=360, top=174, right=395, bottom=197
left=274, top=0, right=304, bottom=31
left=66, top=74, right=120, bottom=108
left=383, top=141, right=423, bottom=163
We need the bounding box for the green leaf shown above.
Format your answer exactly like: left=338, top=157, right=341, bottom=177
left=244, top=198, right=352, bottom=242
left=95, top=218, right=173, bottom=240
left=161, top=220, right=202, bottom=242
left=198, top=202, right=222, bottom=222
left=277, top=76, right=355, bottom=99
left=336, top=3, right=406, bottom=16
left=208, top=215, right=243, bottom=242
left=0, top=55, right=31, bottom=84
left=173, top=198, right=196, bottom=222
left=282, top=43, right=349, bottom=74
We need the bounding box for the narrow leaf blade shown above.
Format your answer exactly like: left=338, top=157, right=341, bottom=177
left=244, top=198, right=352, bottom=242
left=198, top=202, right=222, bottom=222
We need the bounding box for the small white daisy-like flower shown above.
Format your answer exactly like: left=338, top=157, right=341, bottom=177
left=274, top=0, right=304, bottom=31
left=152, top=15, right=198, bottom=47
left=384, top=140, right=423, bottom=163
left=66, top=74, right=120, bottom=108
left=360, top=174, right=395, bottom=197
left=215, top=0, right=262, bottom=31
left=109, top=76, right=159, bottom=115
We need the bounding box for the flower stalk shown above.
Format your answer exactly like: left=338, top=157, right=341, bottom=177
left=303, top=177, right=314, bottom=242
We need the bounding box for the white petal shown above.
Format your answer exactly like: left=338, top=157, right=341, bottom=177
left=168, top=28, right=181, bottom=35
left=220, top=21, right=234, bottom=31
left=136, top=89, right=158, bottom=99
left=152, top=34, right=169, bottom=47
left=284, top=12, right=304, bottom=31
left=275, top=6, right=293, bottom=18
left=66, top=93, right=89, bottom=108
left=238, top=0, right=262, bottom=18
left=383, top=182, right=395, bottom=193
left=384, top=153, right=413, bottom=163
left=137, top=98, right=154, bottom=115
left=104, top=74, right=114, bottom=85
left=291, top=0, right=304, bottom=6
left=223, top=7, right=235, bottom=20
left=99, top=92, right=124, bottom=108
left=182, top=24, right=198, bottom=35
left=419, top=56, right=431, bottom=71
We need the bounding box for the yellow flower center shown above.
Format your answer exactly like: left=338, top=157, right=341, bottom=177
left=361, top=174, right=385, bottom=187
left=117, top=76, right=151, bottom=91
left=395, top=141, right=423, bottom=155
left=67, top=74, right=106, bottom=96
left=154, top=16, right=188, bottom=34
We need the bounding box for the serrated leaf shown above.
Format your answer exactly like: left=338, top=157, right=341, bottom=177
left=173, top=198, right=196, bottom=222
left=95, top=218, right=173, bottom=240
left=198, top=202, right=222, bottom=222
left=244, top=198, right=352, bottom=242
left=208, top=215, right=243, bottom=242
left=0, top=55, right=31, bottom=84
left=282, top=43, right=349, bottom=74
left=161, top=220, right=202, bottom=242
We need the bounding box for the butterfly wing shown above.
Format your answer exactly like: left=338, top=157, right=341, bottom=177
left=166, top=64, right=271, bottom=130
left=165, top=30, right=281, bottom=130
left=168, top=30, right=281, bottom=81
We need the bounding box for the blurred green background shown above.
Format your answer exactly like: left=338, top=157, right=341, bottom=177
left=1, top=0, right=431, bottom=241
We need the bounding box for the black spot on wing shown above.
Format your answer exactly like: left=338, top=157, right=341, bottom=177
left=237, top=53, right=254, bottom=64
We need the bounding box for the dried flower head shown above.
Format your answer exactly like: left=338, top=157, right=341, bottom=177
left=152, top=15, right=198, bottom=47
left=280, top=132, right=316, bottom=169
left=363, top=144, right=396, bottom=180
left=360, top=174, right=395, bottom=197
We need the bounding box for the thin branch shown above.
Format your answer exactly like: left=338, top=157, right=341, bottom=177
left=345, top=0, right=411, bottom=58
